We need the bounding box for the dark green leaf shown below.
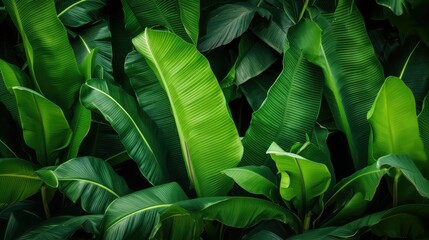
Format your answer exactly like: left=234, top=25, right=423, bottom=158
left=56, top=0, right=108, bottom=27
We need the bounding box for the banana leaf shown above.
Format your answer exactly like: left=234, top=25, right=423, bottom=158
left=133, top=29, right=243, bottom=197
left=367, top=76, right=426, bottom=164
left=125, top=50, right=187, bottom=189
left=80, top=78, right=168, bottom=185
left=309, top=0, right=385, bottom=170
left=4, top=210, right=41, bottom=240
left=419, top=93, right=429, bottom=156
left=56, top=0, right=108, bottom=27
left=375, top=0, right=407, bottom=15
left=3, top=0, right=83, bottom=111
left=13, top=87, right=72, bottom=166
left=0, top=158, right=42, bottom=209
left=120, top=0, right=199, bottom=43
left=240, top=19, right=324, bottom=167
left=50, top=157, right=131, bottom=214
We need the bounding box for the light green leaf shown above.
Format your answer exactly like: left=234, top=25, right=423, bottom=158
left=377, top=154, right=429, bottom=199
left=13, top=87, right=72, bottom=166
left=133, top=29, right=243, bottom=197
left=240, top=19, right=324, bottom=167
left=125, top=50, right=187, bottom=189
left=103, top=182, right=188, bottom=240
left=0, top=158, right=42, bottom=209
left=198, top=2, right=256, bottom=51
left=308, top=0, right=385, bottom=170
left=16, top=215, right=102, bottom=240
left=56, top=0, right=108, bottom=27
left=52, top=157, right=131, bottom=213
left=367, top=76, right=426, bottom=164
left=80, top=78, right=168, bottom=185
left=121, top=0, right=198, bottom=43
left=419, top=93, right=429, bottom=157
left=222, top=166, right=281, bottom=203
left=4, top=0, right=83, bottom=111
left=268, top=142, right=331, bottom=216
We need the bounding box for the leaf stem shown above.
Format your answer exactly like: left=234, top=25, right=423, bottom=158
left=303, top=211, right=312, bottom=231
left=298, top=0, right=309, bottom=21
left=399, top=40, right=420, bottom=79
left=41, top=185, right=51, bottom=219
left=393, top=169, right=402, bottom=207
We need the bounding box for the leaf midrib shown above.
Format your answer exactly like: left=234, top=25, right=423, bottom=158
left=0, top=173, right=40, bottom=180
left=59, top=177, right=119, bottom=198
left=57, top=0, right=87, bottom=18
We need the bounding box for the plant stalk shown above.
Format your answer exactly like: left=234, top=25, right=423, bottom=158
left=303, top=211, right=312, bottom=231
left=41, top=185, right=51, bottom=219
left=298, top=0, right=309, bottom=21
left=393, top=169, right=402, bottom=207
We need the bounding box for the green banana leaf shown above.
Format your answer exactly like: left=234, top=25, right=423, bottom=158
left=0, top=59, right=30, bottom=121
left=0, top=200, right=37, bottom=221
left=52, top=157, right=131, bottom=214
left=80, top=78, right=168, bottom=185
left=308, top=0, right=385, bottom=170
left=13, top=87, right=72, bottom=166
left=56, top=0, right=108, bottom=27
left=419, top=93, right=429, bottom=156
left=240, top=71, right=277, bottom=111
left=3, top=0, right=83, bottom=111
left=234, top=33, right=278, bottom=85
left=375, top=0, right=408, bottom=15
left=198, top=2, right=256, bottom=51
left=321, top=192, right=369, bottom=227
left=103, top=182, right=189, bottom=240
left=70, top=20, right=113, bottom=81
left=125, top=50, right=187, bottom=189
left=16, top=215, right=102, bottom=240
left=367, top=76, right=426, bottom=164
left=4, top=210, right=42, bottom=240
left=268, top=142, right=331, bottom=216
left=133, top=29, right=243, bottom=197
left=0, top=158, right=42, bottom=209
left=222, top=166, right=281, bottom=203
left=65, top=50, right=95, bottom=160
left=243, top=230, right=283, bottom=240
left=120, top=0, right=199, bottom=43
left=377, top=154, right=429, bottom=198
left=240, top=19, right=324, bottom=167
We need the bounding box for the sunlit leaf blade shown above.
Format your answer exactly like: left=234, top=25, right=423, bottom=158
left=120, top=0, right=196, bottom=43
left=0, top=158, right=42, bottom=209
left=103, top=182, right=188, bottom=240
left=13, top=87, right=72, bottom=166
left=3, top=0, right=83, bottom=111
left=222, top=166, right=281, bottom=203
left=377, top=154, right=429, bottom=198
left=268, top=143, right=331, bottom=216
left=133, top=29, right=243, bottom=197
left=309, top=0, right=385, bottom=170
left=198, top=2, right=256, bottom=51
left=367, top=76, right=426, bottom=163
left=80, top=78, right=168, bottom=185
left=419, top=93, right=429, bottom=157
left=240, top=19, right=324, bottom=166
left=0, top=59, right=30, bottom=121
left=16, top=215, right=102, bottom=240
left=56, top=0, right=108, bottom=27
left=125, top=51, right=188, bottom=188
left=375, top=0, right=408, bottom=15
left=52, top=157, right=131, bottom=213
left=71, top=20, right=113, bottom=81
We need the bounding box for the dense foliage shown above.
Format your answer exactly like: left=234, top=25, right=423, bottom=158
left=1, top=0, right=429, bottom=239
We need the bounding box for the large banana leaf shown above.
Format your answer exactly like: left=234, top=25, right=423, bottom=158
left=240, top=19, right=324, bottom=166
left=133, top=29, right=243, bottom=197
left=367, top=76, right=426, bottom=163
left=103, top=182, right=188, bottom=240
left=0, top=158, right=42, bottom=209
left=377, top=154, right=429, bottom=199
left=308, top=0, right=385, bottom=169
left=268, top=143, right=331, bottom=216
left=13, top=87, right=72, bottom=166
left=3, top=0, right=83, bottom=111
left=16, top=215, right=102, bottom=240
left=125, top=50, right=187, bottom=188
left=56, top=0, right=108, bottom=27
left=222, top=165, right=281, bottom=203
left=198, top=2, right=256, bottom=51
left=51, top=157, right=131, bottom=214
left=80, top=78, right=168, bottom=185
left=419, top=93, right=429, bottom=156
left=120, top=0, right=199, bottom=43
